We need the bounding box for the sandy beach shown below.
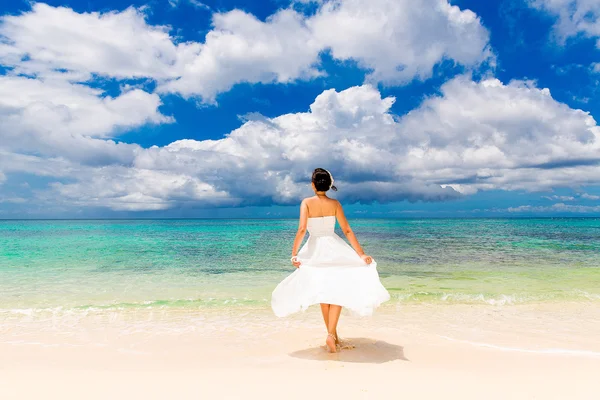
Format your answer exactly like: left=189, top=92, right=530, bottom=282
left=3, top=0, right=600, bottom=397
left=2, top=303, right=599, bottom=400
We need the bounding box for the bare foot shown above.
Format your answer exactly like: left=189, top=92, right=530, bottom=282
left=326, top=333, right=337, bottom=353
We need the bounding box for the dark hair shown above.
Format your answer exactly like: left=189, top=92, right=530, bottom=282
left=312, top=168, right=338, bottom=192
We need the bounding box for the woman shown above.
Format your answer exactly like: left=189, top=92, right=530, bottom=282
left=271, top=168, right=390, bottom=353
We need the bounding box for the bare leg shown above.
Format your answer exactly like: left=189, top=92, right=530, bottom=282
left=320, top=303, right=339, bottom=346
left=325, top=304, right=343, bottom=353
left=320, top=303, right=330, bottom=331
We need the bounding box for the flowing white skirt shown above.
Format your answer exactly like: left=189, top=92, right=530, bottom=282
left=271, top=233, right=390, bottom=317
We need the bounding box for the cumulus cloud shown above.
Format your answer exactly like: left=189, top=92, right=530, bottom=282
left=0, top=3, right=194, bottom=81
left=49, top=167, right=235, bottom=211
left=0, top=4, right=175, bottom=170
left=158, top=8, right=324, bottom=101
left=310, top=0, right=492, bottom=85
left=163, top=0, right=491, bottom=100
left=5, top=78, right=596, bottom=212
left=28, top=84, right=464, bottom=210
left=396, top=76, right=600, bottom=193
left=0, top=75, right=171, bottom=164
left=0, top=151, right=79, bottom=179
left=1, top=2, right=599, bottom=213
left=0, top=2, right=491, bottom=102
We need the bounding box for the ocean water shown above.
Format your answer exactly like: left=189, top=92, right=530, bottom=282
left=1, top=218, right=599, bottom=316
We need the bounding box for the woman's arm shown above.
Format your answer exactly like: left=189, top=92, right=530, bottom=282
left=335, top=200, right=366, bottom=256
left=291, top=199, right=309, bottom=260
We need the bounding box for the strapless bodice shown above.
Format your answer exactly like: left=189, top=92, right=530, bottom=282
left=307, top=215, right=336, bottom=237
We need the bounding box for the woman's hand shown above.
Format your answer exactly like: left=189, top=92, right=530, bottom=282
left=291, top=256, right=301, bottom=268
left=360, top=254, right=373, bottom=265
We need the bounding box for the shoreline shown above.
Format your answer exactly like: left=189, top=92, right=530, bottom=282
left=3, top=302, right=600, bottom=348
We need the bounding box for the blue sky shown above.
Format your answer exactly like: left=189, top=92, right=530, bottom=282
left=0, top=0, right=599, bottom=218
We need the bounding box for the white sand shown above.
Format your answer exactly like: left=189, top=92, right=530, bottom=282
left=1, top=303, right=599, bottom=400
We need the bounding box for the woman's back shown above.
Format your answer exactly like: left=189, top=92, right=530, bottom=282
left=271, top=167, right=390, bottom=353
left=304, top=196, right=338, bottom=218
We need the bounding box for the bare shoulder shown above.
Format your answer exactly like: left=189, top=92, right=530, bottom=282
left=305, top=196, right=339, bottom=208
left=300, top=197, right=315, bottom=208
left=334, top=200, right=348, bottom=222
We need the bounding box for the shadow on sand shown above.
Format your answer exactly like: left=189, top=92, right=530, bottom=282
left=288, top=337, right=409, bottom=364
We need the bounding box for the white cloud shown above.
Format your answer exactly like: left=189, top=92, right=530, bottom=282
left=1, top=84, right=465, bottom=211
left=0, top=150, right=79, bottom=179
left=0, top=5, right=176, bottom=173
left=396, top=76, right=600, bottom=193
left=1, top=2, right=491, bottom=102
left=158, top=8, right=324, bottom=101
left=49, top=167, right=235, bottom=211
left=2, top=73, right=600, bottom=212
left=530, top=1, right=600, bottom=76
left=0, top=3, right=193, bottom=81
left=163, top=0, right=491, bottom=100
left=1, top=3, right=599, bottom=213
left=0, top=171, right=5, bottom=184
left=581, top=192, right=600, bottom=200
left=542, top=192, right=600, bottom=201
left=7, top=77, right=595, bottom=212
left=0, top=75, right=171, bottom=164
left=0, top=151, right=235, bottom=211
left=310, top=0, right=492, bottom=85
left=508, top=203, right=600, bottom=213
left=530, top=0, right=600, bottom=45
left=542, top=195, right=576, bottom=201
left=131, top=84, right=436, bottom=206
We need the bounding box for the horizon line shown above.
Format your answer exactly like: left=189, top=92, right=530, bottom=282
left=1, top=216, right=599, bottom=221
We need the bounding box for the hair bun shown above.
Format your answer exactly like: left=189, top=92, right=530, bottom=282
left=311, top=168, right=335, bottom=192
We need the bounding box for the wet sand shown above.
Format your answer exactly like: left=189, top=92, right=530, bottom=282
left=1, top=303, right=599, bottom=399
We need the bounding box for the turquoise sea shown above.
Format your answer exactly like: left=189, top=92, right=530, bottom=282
left=1, top=218, right=599, bottom=315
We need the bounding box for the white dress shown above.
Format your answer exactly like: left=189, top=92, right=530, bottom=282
left=271, top=215, right=390, bottom=317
